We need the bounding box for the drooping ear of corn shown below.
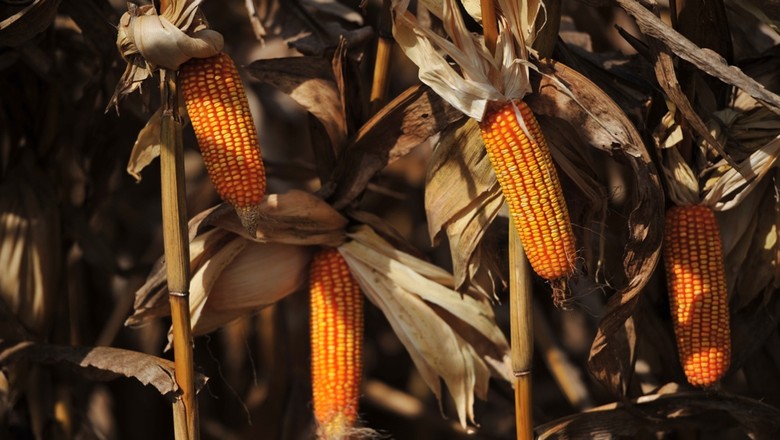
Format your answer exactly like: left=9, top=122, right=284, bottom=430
left=309, top=247, right=364, bottom=439
left=180, top=52, right=266, bottom=234
left=663, top=204, right=731, bottom=387
left=480, top=100, right=576, bottom=283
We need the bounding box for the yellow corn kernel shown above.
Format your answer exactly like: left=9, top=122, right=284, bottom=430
left=663, top=204, right=731, bottom=387
left=480, top=100, right=576, bottom=282
left=180, top=53, right=266, bottom=234
left=310, top=248, right=364, bottom=438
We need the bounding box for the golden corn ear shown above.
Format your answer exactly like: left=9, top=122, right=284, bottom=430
left=310, top=248, right=364, bottom=439
left=480, top=100, right=576, bottom=282
left=663, top=204, right=731, bottom=387
left=180, top=53, right=266, bottom=234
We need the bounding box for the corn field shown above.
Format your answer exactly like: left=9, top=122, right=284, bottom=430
left=1, top=0, right=780, bottom=439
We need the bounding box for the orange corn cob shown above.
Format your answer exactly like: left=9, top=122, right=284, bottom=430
left=663, top=204, right=731, bottom=387
left=180, top=53, right=266, bottom=234
left=310, top=248, right=364, bottom=438
left=480, top=100, right=576, bottom=282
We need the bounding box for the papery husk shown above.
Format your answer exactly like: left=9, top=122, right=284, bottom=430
left=108, top=0, right=223, bottom=109
left=212, top=190, right=348, bottom=247
left=700, top=105, right=780, bottom=211
left=338, top=226, right=511, bottom=428
left=129, top=230, right=311, bottom=340
left=191, top=241, right=310, bottom=336
left=0, top=159, right=60, bottom=338
left=128, top=194, right=331, bottom=333
left=425, top=118, right=504, bottom=297
left=391, top=0, right=541, bottom=120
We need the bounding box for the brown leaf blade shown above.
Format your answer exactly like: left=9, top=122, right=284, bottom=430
left=425, top=118, right=504, bottom=295
left=0, top=342, right=207, bottom=399
left=526, top=60, right=664, bottom=396
left=325, top=84, right=465, bottom=209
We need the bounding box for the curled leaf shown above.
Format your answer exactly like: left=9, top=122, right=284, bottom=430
left=425, top=118, right=504, bottom=296
left=0, top=342, right=207, bottom=400
left=339, top=226, right=511, bottom=428
left=213, top=190, right=348, bottom=246
left=525, top=60, right=664, bottom=396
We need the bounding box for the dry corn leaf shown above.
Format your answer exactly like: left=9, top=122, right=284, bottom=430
left=701, top=135, right=780, bottom=210
left=615, top=0, right=780, bottom=115
left=245, top=56, right=346, bottom=158
left=525, top=60, right=664, bottom=396
left=213, top=190, right=348, bottom=246
left=0, top=0, right=61, bottom=47
left=536, top=389, right=780, bottom=439
left=339, top=226, right=511, bottom=428
left=425, top=118, right=504, bottom=296
left=325, top=84, right=463, bottom=209
left=0, top=342, right=207, bottom=400
left=126, top=108, right=162, bottom=181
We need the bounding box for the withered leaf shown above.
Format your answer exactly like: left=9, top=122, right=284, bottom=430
left=213, top=190, right=348, bottom=246
left=536, top=389, right=780, bottom=439
left=425, top=118, right=504, bottom=295
left=615, top=0, right=780, bottom=115
left=526, top=60, right=664, bottom=396
left=339, top=226, right=511, bottom=428
left=126, top=109, right=162, bottom=181
left=0, top=0, right=61, bottom=47
left=245, top=56, right=346, bottom=156
left=326, top=84, right=464, bottom=209
left=0, top=342, right=207, bottom=400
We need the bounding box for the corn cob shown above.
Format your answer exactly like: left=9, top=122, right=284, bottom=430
left=180, top=53, right=266, bottom=234
left=480, top=100, right=576, bottom=282
left=663, top=204, right=731, bottom=387
left=310, top=248, right=364, bottom=438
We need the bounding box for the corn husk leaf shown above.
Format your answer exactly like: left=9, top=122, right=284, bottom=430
left=339, top=226, right=511, bottom=428
left=536, top=388, right=780, bottom=439
left=0, top=0, right=61, bottom=47
left=129, top=193, right=332, bottom=331
left=325, top=84, right=463, bottom=209
left=701, top=132, right=780, bottom=211
left=127, top=227, right=235, bottom=326
left=425, top=118, right=504, bottom=297
left=391, top=0, right=542, bottom=120
left=525, top=60, right=664, bottom=396
left=719, top=179, right=778, bottom=311
left=129, top=230, right=311, bottom=338
left=108, top=0, right=223, bottom=109
left=192, top=241, right=310, bottom=336
left=212, top=190, right=348, bottom=246
left=0, top=160, right=60, bottom=338
left=0, top=342, right=207, bottom=400
left=659, top=143, right=701, bottom=206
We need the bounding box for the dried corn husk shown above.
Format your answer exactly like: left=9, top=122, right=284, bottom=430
left=391, top=0, right=542, bottom=120
left=108, top=0, right=223, bottom=110
left=339, top=226, right=511, bottom=428
left=128, top=191, right=344, bottom=336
